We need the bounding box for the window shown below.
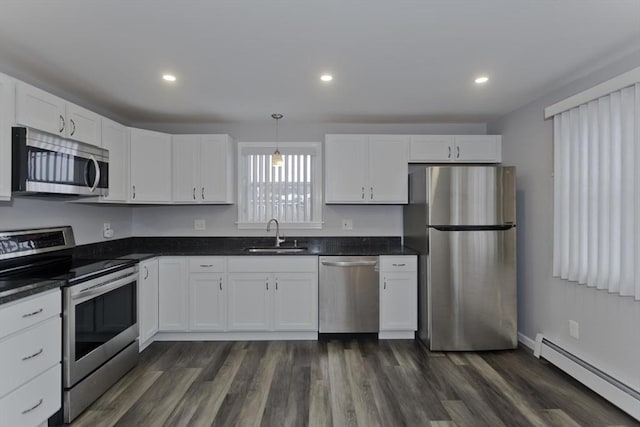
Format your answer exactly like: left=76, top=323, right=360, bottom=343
left=237, top=142, right=322, bottom=228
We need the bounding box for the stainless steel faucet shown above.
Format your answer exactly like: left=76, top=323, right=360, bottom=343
left=266, top=218, right=285, bottom=247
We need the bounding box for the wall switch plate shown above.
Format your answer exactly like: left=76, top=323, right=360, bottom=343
left=194, top=219, right=206, bottom=230
left=103, top=223, right=113, bottom=239
left=341, top=219, right=353, bottom=230
left=569, top=320, right=579, bottom=339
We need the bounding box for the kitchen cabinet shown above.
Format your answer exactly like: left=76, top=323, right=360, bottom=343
left=379, top=256, right=417, bottom=337
left=409, top=135, right=502, bottom=163
left=188, top=257, right=226, bottom=331
left=0, top=73, right=14, bottom=201
left=172, top=134, right=234, bottom=204
left=138, top=258, right=159, bottom=348
left=227, top=256, right=318, bottom=332
left=15, top=81, right=102, bottom=146
left=158, top=257, right=188, bottom=331
left=100, top=118, right=129, bottom=202
left=129, top=127, right=172, bottom=202
left=0, top=290, right=61, bottom=426
left=325, top=134, right=408, bottom=204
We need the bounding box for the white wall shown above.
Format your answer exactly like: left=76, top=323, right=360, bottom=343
left=487, top=50, right=640, bottom=391
left=132, top=122, right=486, bottom=237
left=0, top=197, right=132, bottom=245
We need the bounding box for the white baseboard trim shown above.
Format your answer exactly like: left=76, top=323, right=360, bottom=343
left=378, top=331, right=415, bottom=340
left=534, top=333, right=640, bottom=421
left=153, top=331, right=318, bottom=342
left=517, top=332, right=536, bottom=351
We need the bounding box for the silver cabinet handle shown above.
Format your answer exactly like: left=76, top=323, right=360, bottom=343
left=200, top=264, right=213, bottom=267
left=201, top=187, right=205, bottom=200
left=89, top=155, right=100, bottom=192
left=219, top=277, right=222, bottom=290
left=361, top=186, right=365, bottom=199
left=193, top=187, right=196, bottom=200
left=132, top=185, right=136, bottom=199
left=143, top=265, right=149, bottom=280
left=448, top=146, right=451, bottom=158
left=392, top=263, right=406, bottom=267
left=384, top=279, right=386, bottom=290
left=21, top=398, right=43, bottom=414
left=22, top=348, right=43, bottom=361
left=59, top=115, right=65, bottom=133
left=370, top=187, right=373, bottom=200
left=275, top=277, right=278, bottom=290
left=70, top=118, right=76, bottom=136
left=22, top=308, right=43, bottom=318
left=456, top=146, right=460, bottom=159
left=321, top=260, right=378, bottom=267
left=266, top=278, right=269, bottom=290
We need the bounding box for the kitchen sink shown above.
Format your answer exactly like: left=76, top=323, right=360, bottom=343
left=245, top=247, right=308, bottom=254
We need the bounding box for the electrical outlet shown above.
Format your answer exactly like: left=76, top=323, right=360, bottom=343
left=103, top=223, right=114, bottom=239
left=194, top=219, right=206, bottom=230
left=569, top=320, right=579, bottom=339
left=103, top=223, right=111, bottom=231
left=341, top=219, right=353, bottom=230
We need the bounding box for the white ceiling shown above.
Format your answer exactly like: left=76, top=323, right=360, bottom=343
left=0, top=0, right=638, bottom=125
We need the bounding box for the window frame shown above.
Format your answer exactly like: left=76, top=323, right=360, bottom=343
left=236, top=141, right=323, bottom=229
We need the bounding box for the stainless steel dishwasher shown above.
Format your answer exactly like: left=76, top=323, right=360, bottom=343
left=319, top=256, right=379, bottom=333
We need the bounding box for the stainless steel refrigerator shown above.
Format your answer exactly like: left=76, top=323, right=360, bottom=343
left=403, top=166, right=517, bottom=351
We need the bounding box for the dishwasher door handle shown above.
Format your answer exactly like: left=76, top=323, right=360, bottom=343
left=321, top=260, right=378, bottom=267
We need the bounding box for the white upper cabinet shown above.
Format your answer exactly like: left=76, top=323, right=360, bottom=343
left=325, top=134, right=409, bottom=204
left=129, top=127, right=172, bottom=202
left=15, top=81, right=102, bottom=146
left=409, top=135, right=502, bottom=163
left=100, top=118, right=129, bottom=202
left=0, top=73, right=15, bottom=201
left=172, top=134, right=234, bottom=204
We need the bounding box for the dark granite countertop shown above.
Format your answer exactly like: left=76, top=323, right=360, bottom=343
left=0, top=279, right=64, bottom=306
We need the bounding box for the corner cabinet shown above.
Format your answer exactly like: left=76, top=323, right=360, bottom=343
left=129, top=128, right=172, bottom=202
left=325, top=134, right=408, bottom=204
left=379, top=256, right=417, bottom=339
left=409, top=135, right=502, bottom=163
left=138, top=258, right=159, bottom=349
left=172, top=134, right=234, bottom=204
left=0, top=73, right=15, bottom=201
left=15, top=81, right=102, bottom=146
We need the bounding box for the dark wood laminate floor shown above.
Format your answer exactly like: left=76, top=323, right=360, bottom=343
left=71, top=340, right=637, bottom=427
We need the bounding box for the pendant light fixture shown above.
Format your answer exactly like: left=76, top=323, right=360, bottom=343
left=271, top=113, right=284, bottom=167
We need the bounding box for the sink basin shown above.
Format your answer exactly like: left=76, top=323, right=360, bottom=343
left=246, top=247, right=308, bottom=254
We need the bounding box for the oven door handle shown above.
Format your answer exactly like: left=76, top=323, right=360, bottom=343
left=71, top=275, right=135, bottom=304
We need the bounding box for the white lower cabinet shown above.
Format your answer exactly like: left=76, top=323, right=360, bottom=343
left=227, top=273, right=270, bottom=331
left=0, top=290, right=61, bottom=426
left=189, top=257, right=226, bottom=331
left=138, top=258, right=159, bottom=347
left=158, top=257, right=188, bottom=331
left=273, top=272, right=318, bottom=331
left=379, top=256, right=417, bottom=337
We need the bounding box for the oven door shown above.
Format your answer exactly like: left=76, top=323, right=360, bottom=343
left=63, top=266, right=138, bottom=388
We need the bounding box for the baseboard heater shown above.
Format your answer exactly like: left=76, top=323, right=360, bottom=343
left=534, top=334, right=640, bottom=421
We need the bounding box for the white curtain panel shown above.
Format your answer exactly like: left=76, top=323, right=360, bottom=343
left=553, top=83, right=639, bottom=300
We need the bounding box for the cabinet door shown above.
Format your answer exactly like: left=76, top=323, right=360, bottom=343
left=0, top=73, right=14, bottom=201
left=129, top=128, right=172, bottom=202
left=368, top=135, right=409, bottom=203
left=273, top=272, right=317, bottom=331
left=158, top=258, right=188, bottom=331
left=15, top=82, right=66, bottom=137
left=227, top=273, right=271, bottom=330
left=409, top=135, right=454, bottom=162
left=200, top=135, right=233, bottom=203
left=454, top=135, right=502, bottom=162
left=66, top=102, right=101, bottom=145
left=380, top=271, right=417, bottom=331
left=138, top=259, right=159, bottom=343
left=325, top=134, right=368, bottom=203
left=101, top=118, right=129, bottom=201
left=189, top=273, right=226, bottom=331
left=172, top=135, right=200, bottom=202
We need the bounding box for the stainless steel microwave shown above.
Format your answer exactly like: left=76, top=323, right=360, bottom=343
left=12, top=127, right=109, bottom=196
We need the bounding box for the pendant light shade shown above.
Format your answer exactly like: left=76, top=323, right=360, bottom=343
left=271, top=113, right=284, bottom=167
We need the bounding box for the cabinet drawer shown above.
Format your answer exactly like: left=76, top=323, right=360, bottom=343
left=189, top=257, right=226, bottom=273
left=0, top=316, right=61, bottom=397
left=0, top=364, right=60, bottom=427
left=379, top=256, right=417, bottom=272
left=0, top=290, right=60, bottom=340
left=228, top=256, right=317, bottom=273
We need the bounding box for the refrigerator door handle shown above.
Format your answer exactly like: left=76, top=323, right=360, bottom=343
left=430, top=224, right=515, bottom=232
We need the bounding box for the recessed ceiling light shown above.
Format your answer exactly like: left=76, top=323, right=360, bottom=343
left=475, top=76, right=489, bottom=84
left=320, top=74, right=333, bottom=82
left=162, top=74, right=177, bottom=82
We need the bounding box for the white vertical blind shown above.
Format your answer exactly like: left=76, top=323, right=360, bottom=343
left=552, top=83, right=639, bottom=300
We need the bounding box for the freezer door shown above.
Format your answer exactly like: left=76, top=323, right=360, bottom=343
left=427, top=227, right=517, bottom=351
left=427, top=166, right=515, bottom=226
